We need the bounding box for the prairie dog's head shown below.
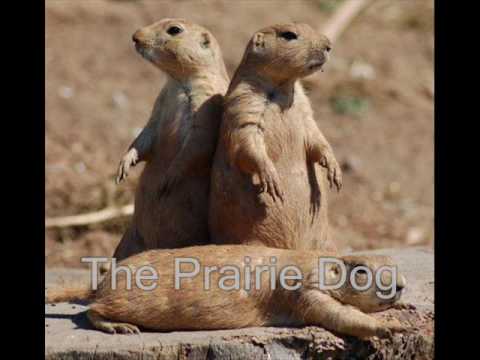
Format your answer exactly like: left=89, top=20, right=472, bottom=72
left=132, top=18, right=225, bottom=79
left=241, top=23, right=331, bottom=83
left=308, top=255, right=406, bottom=313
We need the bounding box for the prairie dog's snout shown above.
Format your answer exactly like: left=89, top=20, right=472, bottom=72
left=396, top=274, right=406, bottom=293
left=132, top=28, right=157, bottom=47
left=308, top=36, right=332, bottom=70
left=132, top=30, right=141, bottom=44
left=318, top=36, right=332, bottom=54
left=320, top=40, right=332, bottom=63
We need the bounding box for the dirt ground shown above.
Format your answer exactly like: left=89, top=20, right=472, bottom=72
left=45, top=0, right=434, bottom=268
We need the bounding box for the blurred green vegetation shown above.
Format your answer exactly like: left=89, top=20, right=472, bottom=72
left=330, top=95, right=369, bottom=116
left=316, top=0, right=346, bottom=13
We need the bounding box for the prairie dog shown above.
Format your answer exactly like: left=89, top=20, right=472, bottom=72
left=46, top=245, right=408, bottom=339
left=209, top=23, right=341, bottom=252
left=114, top=19, right=229, bottom=260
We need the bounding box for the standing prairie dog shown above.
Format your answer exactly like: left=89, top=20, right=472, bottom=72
left=114, top=19, right=229, bottom=260
left=46, top=245, right=408, bottom=339
left=209, top=23, right=342, bottom=252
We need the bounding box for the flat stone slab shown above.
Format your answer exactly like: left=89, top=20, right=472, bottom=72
left=45, top=248, right=434, bottom=360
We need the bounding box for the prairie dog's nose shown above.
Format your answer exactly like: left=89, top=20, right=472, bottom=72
left=132, top=30, right=142, bottom=43
left=323, top=49, right=330, bottom=62
left=132, top=29, right=150, bottom=44
left=322, top=41, right=331, bottom=59
left=396, top=275, right=407, bottom=292
left=313, top=37, right=331, bottom=64
left=317, top=34, right=331, bottom=49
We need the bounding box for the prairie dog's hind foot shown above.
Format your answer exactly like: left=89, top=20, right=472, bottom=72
left=87, top=309, right=140, bottom=335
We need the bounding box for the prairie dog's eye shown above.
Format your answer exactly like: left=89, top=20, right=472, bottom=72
left=349, top=263, right=368, bottom=275
left=325, top=46, right=332, bottom=52
left=167, top=26, right=183, bottom=36
left=279, top=31, right=298, bottom=41
left=331, top=265, right=340, bottom=275
left=351, top=265, right=369, bottom=276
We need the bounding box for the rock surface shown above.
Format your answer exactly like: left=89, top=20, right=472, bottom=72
left=45, top=247, right=434, bottom=359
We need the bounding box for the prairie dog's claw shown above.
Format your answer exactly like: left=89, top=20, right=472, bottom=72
left=258, top=163, right=284, bottom=203
left=116, top=148, right=138, bottom=184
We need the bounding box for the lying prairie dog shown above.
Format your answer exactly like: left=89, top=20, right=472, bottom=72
left=46, top=245, right=409, bottom=339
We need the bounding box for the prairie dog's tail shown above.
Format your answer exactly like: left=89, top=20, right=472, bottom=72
left=46, top=284, right=96, bottom=304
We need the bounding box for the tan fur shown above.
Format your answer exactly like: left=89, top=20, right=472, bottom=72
left=114, top=19, right=229, bottom=260
left=46, top=286, right=95, bottom=303
left=46, top=245, right=407, bottom=338
left=209, top=23, right=342, bottom=252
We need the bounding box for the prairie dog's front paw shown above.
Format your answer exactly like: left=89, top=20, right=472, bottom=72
left=258, top=162, right=284, bottom=203
left=319, top=153, right=342, bottom=191
left=375, top=320, right=412, bottom=339
left=391, top=302, right=417, bottom=311
left=116, top=148, right=138, bottom=184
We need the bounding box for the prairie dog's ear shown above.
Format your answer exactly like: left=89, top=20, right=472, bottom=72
left=201, top=32, right=211, bottom=48
left=252, top=32, right=266, bottom=53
